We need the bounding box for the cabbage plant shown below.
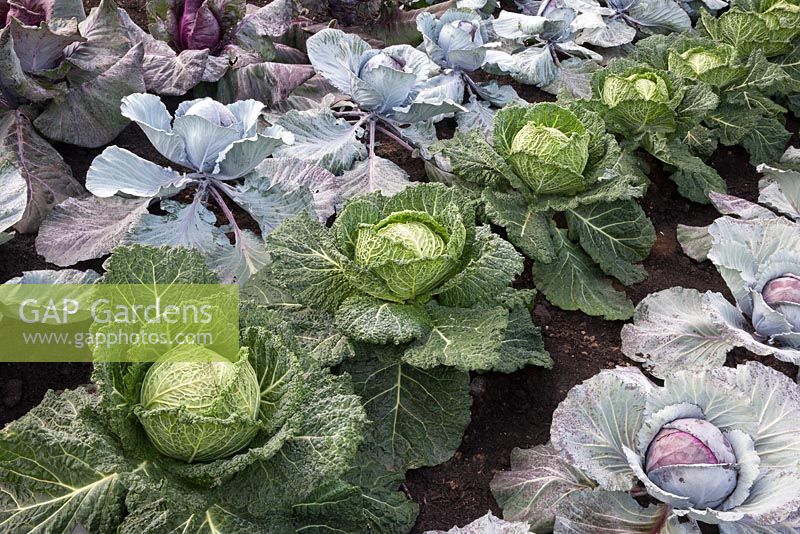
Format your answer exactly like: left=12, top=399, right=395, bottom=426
left=622, top=147, right=800, bottom=378
left=0, top=245, right=381, bottom=533
left=259, top=183, right=551, bottom=373
left=491, top=362, right=800, bottom=532
left=272, top=28, right=465, bottom=200
left=35, top=93, right=339, bottom=284
left=632, top=34, right=796, bottom=167
left=437, top=101, right=654, bottom=319
left=0, top=0, right=147, bottom=233
left=416, top=7, right=520, bottom=127
left=249, top=183, right=551, bottom=491
left=118, top=0, right=315, bottom=99
left=489, top=8, right=603, bottom=98
left=589, top=59, right=725, bottom=204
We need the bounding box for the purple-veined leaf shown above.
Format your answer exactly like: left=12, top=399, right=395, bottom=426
left=0, top=109, right=84, bottom=233
left=36, top=196, right=150, bottom=266
left=215, top=61, right=315, bottom=105
left=34, top=43, right=146, bottom=147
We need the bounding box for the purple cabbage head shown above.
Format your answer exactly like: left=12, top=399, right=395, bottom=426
left=761, top=274, right=800, bottom=331
left=3, top=0, right=51, bottom=26
left=644, top=418, right=738, bottom=509
left=176, top=0, right=221, bottom=51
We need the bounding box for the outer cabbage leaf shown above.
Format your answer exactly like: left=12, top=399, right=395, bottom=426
left=272, top=108, right=367, bottom=174
left=425, top=511, right=534, bottom=533
left=265, top=213, right=356, bottom=312
left=402, top=301, right=510, bottom=371
left=531, top=227, right=634, bottom=320
left=36, top=196, right=150, bottom=266
left=0, top=159, right=26, bottom=242
left=34, top=44, right=146, bottom=148
left=757, top=148, right=800, bottom=221
left=554, top=491, right=698, bottom=533
left=550, top=367, right=653, bottom=491
left=0, top=110, right=84, bottom=233
left=490, top=443, right=596, bottom=531
left=565, top=199, right=655, bottom=285
left=619, top=287, right=800, bottom=379
left=0, top=389, right=133, bottom=534
left=341, top=347, right=472, bottom=472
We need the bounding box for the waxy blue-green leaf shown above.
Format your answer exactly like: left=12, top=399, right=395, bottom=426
left=0, top=110, right=84, bottom=233
left=491, top=443, right=596, bottom=531
left=551, top=367, right=653, bottom=491
left=273, top=108, right=366, bottom=174
left=554, top=491, right=697, bottom=533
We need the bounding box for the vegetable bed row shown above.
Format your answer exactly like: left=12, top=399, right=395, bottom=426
left=0, top=0, right=798, bottom=531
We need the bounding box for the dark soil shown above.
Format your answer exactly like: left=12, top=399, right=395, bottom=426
left=1, top=7, right=799, bottom=532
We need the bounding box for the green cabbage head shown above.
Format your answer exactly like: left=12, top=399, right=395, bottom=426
left=592, top=64, right=684, bottom=135
left=493, top=102, right=612, bottom=197
left=136, top=345, right=261, bottom=463
left=354, top=211, right=459, bottom=301
left=666, top=41, right=746, bottom=88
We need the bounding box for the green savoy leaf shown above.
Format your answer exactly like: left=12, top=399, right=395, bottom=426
left=332, top=191, right=387, bottom=258
left=674, top=83, right=719, bottom=131
left=403, top=301, right=509, bottom=371
left=334, top=295, right=431, bottom=345
left=698, top=9, right=792, bottom=58
left=0, top=388, right=131, bottom=534
left=555, top=491, right=694, bottom=533
left=121, top=473, right=281, bottom=534
left=565, top=200, right=655, bottom=286
left=740, top=115, right=792, bottom=165
left=342, top=349, right=471, bottom=472
left=532, top=227, right=634, bottom=320
left=435, top=129, right=518, bottom=188
left=495, top=305, right=552, bottom=373
left=706, top=103, right=761, bottom=146
left=266, top=213, right=355, bottom=312
left=290, top=479, right=367, bottom=533
left=644, top=135, right=725, bottom=204
left=287, top=309, right=357, bottom=367
left=683, top=125, right=719, bottom=159
left=222, top=369, right=366, bottom=513
left=101, top=244, right=219, bottom=284
left=551, top=367, right=654, bottom=491
left=343, top=454, right=419, bottom=532
left=482, top=189, right=556, bottom=263
left=434, top=226, right=525, bottom=308
left=491, top=443, right=595, bottom=532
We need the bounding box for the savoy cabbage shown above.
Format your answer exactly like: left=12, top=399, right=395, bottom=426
left=0, top=245, right=397, bottom=534
left=436, top=101, right=654, bottom=319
